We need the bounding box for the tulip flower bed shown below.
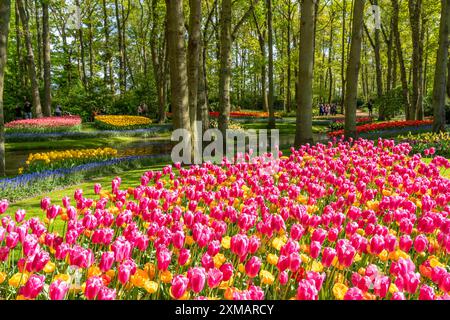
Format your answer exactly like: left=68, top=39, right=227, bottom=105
left=328, top=120, right=433, bottom=137
left=1, top=138, right=450, bottom=300
left=397, top=132, right=450, bottom=159
left=94, top=116, right=153, bottom=130
left=329, top=117, right=374, bottom=131
left=5, top=116, right=82, bottom=133
left=19, top=148, right=119, bottom=175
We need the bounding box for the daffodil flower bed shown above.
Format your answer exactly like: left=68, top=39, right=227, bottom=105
left=397, top=131, right=450, bottom=158
left=19, top=148, right=119, bottom=174
left=0, top=138, right=450, bottom=300
left=94, top=115, right=153, bottom=130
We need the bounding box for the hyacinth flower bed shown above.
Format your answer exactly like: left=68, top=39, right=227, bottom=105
left=0, top=139, right=450, bottom=300
left=328, top=120, right=433, bottom=138
left=396, top=132, right=450, bottom=159
left=0, top=154, right=171, bottom=203
left=5, top=116, right=82, bottom=133
left=94, top=116, right=153, bottom=131
left=19, top=148, right=119, bottom=175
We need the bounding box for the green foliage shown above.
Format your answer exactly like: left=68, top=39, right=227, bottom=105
left=373, top=87, right=407, bottom=119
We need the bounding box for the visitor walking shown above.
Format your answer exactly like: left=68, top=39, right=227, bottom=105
left=23, top=97, right=32, bottom=119
left=55, top=104, right=63, bottom=117
left=15, top=103, right=22, bottom=120
left=367, top=100, right=373, bottom=117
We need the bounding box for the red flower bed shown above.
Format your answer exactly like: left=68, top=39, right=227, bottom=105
left=5, top=116, right=82, bottom=129
left=328, top=120, right=433, bottom=137
left=167, top=111, right=271, bottom=118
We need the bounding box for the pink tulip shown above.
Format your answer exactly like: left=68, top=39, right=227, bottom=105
left=49, top=279, right=69, bottom=300
left=171, top=275, right=189, bottom=299
left=245, top=256, right=261, bottom=278
left=188, top=267, right=206, bottom=293
left=157, top=247, right=172, bottom=271
left=40, top=197, right=51, bottom=211
left=15, top=209, right=26, bottom=223
left=419, top=285, right=435, bottom=300
left=99, top=251, right=115, bottom=272
left=207, top=268, right=223, bottom=288
left=413, top=235, right=428, bottom=253
left=344, top=287, right=364, bottom=300
left=220, top=263, right=234, bottom=282
left=20, top=274, right=45, bottom=299
left=178, top=248, right=190, bottom=266
left=85, top=276, right=103, bottom=300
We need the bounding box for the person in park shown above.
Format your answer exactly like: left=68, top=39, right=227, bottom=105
left=367, top=99, right=374, bottom=117
left=23, top=97, right=32, bottom=119
left=14, top=103, right=22, bottom=120
left=55, top=104, right=62, bottom=117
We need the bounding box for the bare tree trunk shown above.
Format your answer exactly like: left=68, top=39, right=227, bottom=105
left=188, top=0, right=202, bottom=161
left=102, top=0, right=113, bottom=92
left=17, top=0, right=42, bottom=118
left=252, top=10, right=268, bottom=112
left=392, top=0, right=410, bottom=119
left=15, top=3, right=25, bottom=88
left=409, top=0, right=423, bottom=120
left=0, top=0, right=11, bottom=177
left=34, top=0, right=43, bottom=81
left=267, top=0, right=276, bottom=128
left=42, top=0, right=51, bottom=116
left=295, top=0, right=315, bottom=147
left=344, top=0, right=365, bottom=138
left=218, top=0, right=232, bottom=139
left=340, top=0, right=347, bottom=114
left=166, top=0, right=190, bottom=131
left=150, top=0, right=166, bottom=123
left=197, top=35, right=209, bottom=130
left=115, top=0, right=125, bottom=94
left=286, top=0, right=293, bottom=112
left=433, top=0, right=450, bottom=132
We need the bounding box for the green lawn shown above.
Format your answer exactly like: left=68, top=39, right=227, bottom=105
left=241, top=121, right=329, bottom=134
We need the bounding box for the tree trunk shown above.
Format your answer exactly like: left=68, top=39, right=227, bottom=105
left=15, top=3, right=25, bottom=88
left=340, top=0, right=347, bottom=114
left=42, top=0, right=51, bottom=117
left=166, top=0, right=190, bottom=131
left=17, top=0, right=42, bottom=118
left=102, top=0, right=113, bottom=92
left=253, top=10, right=268, bottom=112
left=267, top=0, right=276, bottom=128
left=188, top=0, right=202, bottom=161
left=115, top=0, right=125, bottom=94
left=34, top=0, right=43, bottom=81
left=218, top=0, right=232, bottom=140
left=150, top=0, right=166, bottom=124
left=392, top=0, right=410, bottom=119
left=286, top=0, right=292, bottom=112
left=409, top=0, right=423, bottom=120
left=0, top=0, right=11, bottom=177
left=344, top=0, right=365, bottom=138
left=432, top=0, right=450, bottom=132
left=197, top=36, right=209, bottom=130
left=295, top=0, right=316, bottom=147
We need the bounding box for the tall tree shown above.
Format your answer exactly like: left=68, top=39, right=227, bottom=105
left=165, top=0, right=190, bottom=131
left=295, top=0, right=316, bottom=147
left=392, top=0, right=410, bottom=119
left=42, top=0, right=51, bottom=116
left=267, top=0, right=276, bottom=128
left=218, top=0, right=259, bottom=144
left=188, top=0, right=202, bottom=161
left=252, top=8, right=268, bottom=112
left=17, top=0, right=43, bottom=118
left=432, top=0, right=450, bottom=132
left=344, top=0, right=365, bottom=138
left=409, top=0, right=424, bottom=120
left=0, top=0, right=11, bottom=177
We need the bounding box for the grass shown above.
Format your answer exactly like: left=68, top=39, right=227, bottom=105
left=6, top=134, right=171, bottom=152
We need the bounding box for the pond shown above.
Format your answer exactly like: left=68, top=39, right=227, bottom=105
left=5, top=131, right=330, bottom=177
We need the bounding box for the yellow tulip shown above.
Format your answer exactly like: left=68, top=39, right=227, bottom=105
left=333, top=283, right=348, bottom=300
left=259, top=270, right=275, bottom=285
left=0, top=272, right=6, bottom=284
left=44, top=261, right=56, bottom=273
left=221, top=236, right=231, bottom=249
left=9, top=273, right=29, bottom=288
left=267, top=253, right=279, bottom=266
left=160, top=270, right=173, bottom=284
left=144, top=280, right=158, bottom=294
